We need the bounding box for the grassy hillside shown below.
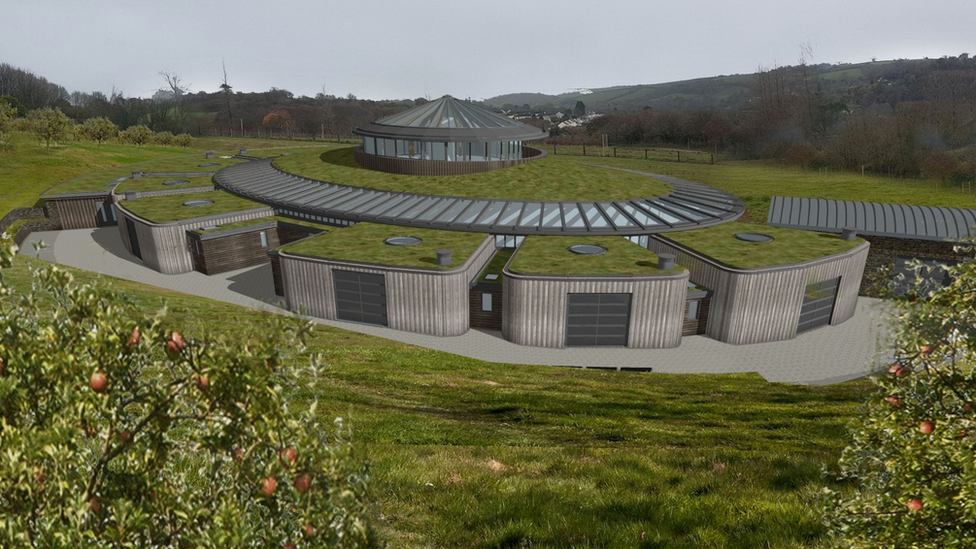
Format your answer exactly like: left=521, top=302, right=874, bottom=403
left=0, top=135, right=883, bottom=547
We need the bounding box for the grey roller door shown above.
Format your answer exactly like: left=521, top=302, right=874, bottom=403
left=333, top=270, right=388, bottom=326
left=797, top=278, right=839, bottom=334
left=566, top=293, right=631, bottom=347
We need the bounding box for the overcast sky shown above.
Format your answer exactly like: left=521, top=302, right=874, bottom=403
left=3, top=0, right=975, bottom=101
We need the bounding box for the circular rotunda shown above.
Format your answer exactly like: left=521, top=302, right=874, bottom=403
left=353, top=95, right=548, bottom=176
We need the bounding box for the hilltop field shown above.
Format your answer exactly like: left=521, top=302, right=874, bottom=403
left=5, top=133, right=951, bottom=547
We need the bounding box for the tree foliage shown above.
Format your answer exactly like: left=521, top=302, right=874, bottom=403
left=78, top=117, right=118, bottom=146
left=0, top=243, right=378, bottom=548
left=118, top=124, right=153, bottom=147
left=28, top=107, right=73, bottom=152
left=824, top=242, right=976, bottom=547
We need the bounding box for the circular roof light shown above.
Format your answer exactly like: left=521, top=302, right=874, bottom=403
left=734, top=232, right=775, bottom=243
left=198, top=163, right=220, bottom=167
left=163, top=179, right=190, bottom=186
left=182, top=200, right=214, bottom=207
left=567, top=244, right=608, bottom=255
left=384, top=236, right=422, bottom=246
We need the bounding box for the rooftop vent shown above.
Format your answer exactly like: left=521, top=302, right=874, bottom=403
left=436, top=249, right=453, bottom=266
left=657, top=253, right=676, bottom=270
left=205, top=151, right=214, bottom=159
left=182, top=200, right=214, bottom=207
left=841, top=226, right=857, bottom=241
left=567, top=244, right=607, bottom=255
left=162, top=179, right=190, bottom=186
left=733, top=233, right=774, bottom=243
left=384, top=236, right=422, bottom=246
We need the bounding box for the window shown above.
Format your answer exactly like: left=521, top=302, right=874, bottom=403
left=469, top=142, right=485, bottom=161
left=363, top=137, right=375, bottom=154
left=687, top=300, right=699, bottom=321
left=432, top=142, right=446, bottom=161
left=194, top=239, right=201, bottom=255
left=259, top=231, right=268, bottom=247
left=481, top=293, right=493, bottom=312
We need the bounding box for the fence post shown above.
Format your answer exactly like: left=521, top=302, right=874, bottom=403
left=613, top=147, right=616, bottom=157
left=677, top=151, right=681, bottom=163
left=583, top=145, right=585, bottom=156
left=710, top=153, right=714, bottom=165
left=553, top=144, right=557, bottom=155
left=645, top=149, right=647, bottom=159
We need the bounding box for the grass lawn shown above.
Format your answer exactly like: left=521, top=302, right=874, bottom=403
left=509, top=235, right=678, bottom=275
left=190, top=215, right=330, bottom=235
left=0, top=256, right=875, bottom=548
left=113, top=175, right=216, bottom=194
left=662, top=221, right=865, bottom=268
left=118, top=190, right=268, bottom=223
left=476, top=248, right=514, bottom=284
left=282, top=222, right=490, bottom=269
left=272, top=147, right=674, bottom=201
left=547, top=154, right=976, bottom=223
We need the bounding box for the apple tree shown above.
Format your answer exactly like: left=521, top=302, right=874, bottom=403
left=823, top=242, right=976, bottom=548
left=0, top=242, right=379, bottom=548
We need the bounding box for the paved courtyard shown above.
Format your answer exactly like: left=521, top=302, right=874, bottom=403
left=19, top=228, right=897, bottom=385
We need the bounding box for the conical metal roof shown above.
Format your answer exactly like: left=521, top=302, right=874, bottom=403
left=375, top=96, right=523, bottom=129
left=355, top=96, right=547, bottom=143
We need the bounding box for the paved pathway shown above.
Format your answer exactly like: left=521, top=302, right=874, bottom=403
left=19, top=228, right=896, bottom=385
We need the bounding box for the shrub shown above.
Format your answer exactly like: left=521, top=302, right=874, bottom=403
left=118, top=125, right=152, bottom=147
left=152, top=131, right=175, bottom=146
left=173, top=133, right=193, bottom=148
left=0, top=242, right=379, bottom=548
left=78, top=117, right=118, bottom=146
left=823, top=242, right=976, bottom=547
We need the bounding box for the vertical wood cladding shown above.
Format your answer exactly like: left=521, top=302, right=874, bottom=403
left=681, top=298, right=710, bottom=336
left=46, top=195, right=116, bottom=229
left=468, top=286, right=503, bottom=330
left=114, top=204, right=273, bottom=274
left=270, top=256, right=284, bottom=296
left=647, top=236, right=869, bottom=345
left=502, top=271, right=689, bottom=349
left=278, top=236, right=495, bottom=336
left=190, top=227, right=281, bottom=275
left=353, top=147, right=546, bottom=176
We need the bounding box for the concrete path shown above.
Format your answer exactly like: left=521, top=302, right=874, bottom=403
left=19, top=228, right=896, bottom=385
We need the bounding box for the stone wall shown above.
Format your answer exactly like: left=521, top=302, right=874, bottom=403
left=860, top=235, right=974, bottom=296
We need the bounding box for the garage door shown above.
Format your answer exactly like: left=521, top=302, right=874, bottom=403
left=797, top=277, right=839, bottom=334
left=566, top=293, right=631, bottom=347
left=333, top=270, right=388, bottom=326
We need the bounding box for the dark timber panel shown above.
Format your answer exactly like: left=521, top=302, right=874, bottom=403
left=566, top=293, right=632, bottom=347
left=797, top=277, right=839, bottom=333
left=124, top=218, right=142, bottom=260
left=333, top=270, right=388, bottom=326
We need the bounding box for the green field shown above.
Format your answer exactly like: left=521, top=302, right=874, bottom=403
left=118, top=189, right=268, bottom=223
left=0, top=256, right=874, bottom=548
left=662, top=222, right=865, bottom=268
left=509, top=235, right=678, bottom=275
left=0, top=133, right=892, bottom=547
left=273, top=146, right=674, bottom=201
left=282, top=222, right=489, bottom=268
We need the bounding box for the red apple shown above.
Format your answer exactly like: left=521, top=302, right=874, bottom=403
left=261, top=476, right=277, bottom=497
left=166, top=331, right=185, bottom=354
left=294, top=472, right=312, bottom=494
left=920, top=345, right=932, bottom=356
left=887, top=363, right=906, bottom=376
left=127, top=326, right=141, bottom=346
left=885, top=396, right=900, bottom=406
left=232, top=447, right=244, bottom=461
left=906, top=498, right=923, bottom=511
left=280, top=447, right=297, bottom=466
left=919, top=421, right=935, bottom=434
left=303, top=524, right=315, bottom=537
left=284, top=542, right=296, bottom=549
left=89, top=496, right=101, bottom=513
left=90, top=372, right=107, bottom=393
left=119, top=430, right=131, bottom=444
left=964, top=403, right=974, bottom=414
left=195, top=374, right=209, bottom=391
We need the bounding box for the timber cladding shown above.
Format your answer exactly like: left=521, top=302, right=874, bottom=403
left=647, top=236, right=869, bottom=345
left=45, top=195, right=115, bottom=229
left=188, top=222, right=324, bottom=276
left=469, top=284, right=503, bottom=331
left=114, top=203, right=274, bottom=274
left=501, top=270, right=690, bottom=349
left=277, top=235, right=495, bottom=336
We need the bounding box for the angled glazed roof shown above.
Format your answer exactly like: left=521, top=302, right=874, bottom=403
left=355, top=96, right=547, bottom=142
left=767, top=196, right=976, bottom=241
left=214, top=159, right=744, bottom=236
